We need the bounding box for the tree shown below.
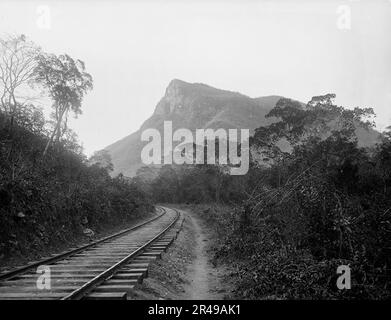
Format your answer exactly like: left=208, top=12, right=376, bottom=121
left=88, top=150, right=114, bottom=172
left=0, top=34, right=40, bottom=127
left=255, top=94, right=375, bottom=156
left=34, top=53, right=93, bottom=156
left=384, top=126, right=391, bottom=141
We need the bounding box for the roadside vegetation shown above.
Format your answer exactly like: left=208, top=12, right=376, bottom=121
left=139, top=95, right=391, bottom=299
left=0, top=35, right=151, bottom=264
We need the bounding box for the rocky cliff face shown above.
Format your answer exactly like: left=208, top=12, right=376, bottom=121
left=104, top=79, right=380, bottom=177
left=145, top=79, right=266, bottom=131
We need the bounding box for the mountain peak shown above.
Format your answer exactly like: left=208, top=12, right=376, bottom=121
left=165, top=79, right=243, bottom=97
left=167, top=78, right=190, bottom=88
left=154, top=79, right=246, bottom=116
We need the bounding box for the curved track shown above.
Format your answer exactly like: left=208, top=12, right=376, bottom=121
left=0, top=206, right=183, bottom=300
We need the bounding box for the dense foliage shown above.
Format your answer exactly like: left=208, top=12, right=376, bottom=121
left=0, top=35, right=151, bottom=262
left=142, top=94, right=391, bottom=299
left=0, top=109, right=152, bottom=261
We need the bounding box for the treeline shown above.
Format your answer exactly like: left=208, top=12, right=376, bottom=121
left=135, top=164, right=247, bottom=204
left=0, top=35, right=151, bottom=262
left=139, top=94, right=391, bottom=299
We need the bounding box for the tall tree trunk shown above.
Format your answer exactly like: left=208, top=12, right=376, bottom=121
left=55, top=110, right=68, bottom=144
left=43, top=108, right=66, bottom=157
left=6, top=93, right=18, bottom=161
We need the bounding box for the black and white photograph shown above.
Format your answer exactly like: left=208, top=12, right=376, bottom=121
left=0, top=0, right=390, bottom=309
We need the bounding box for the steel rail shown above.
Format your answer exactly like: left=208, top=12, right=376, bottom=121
left=0, top=206, right=166, bottom=282
left=62, top=208, right=180, bottom=300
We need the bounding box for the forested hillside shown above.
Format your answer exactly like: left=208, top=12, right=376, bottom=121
left=0, top=35, right=151, bottom=264
left=137, top=94, right=391, bottom=299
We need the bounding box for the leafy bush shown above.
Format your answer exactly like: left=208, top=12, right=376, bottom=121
left=0, top=110, right=152, bottom=260
left=183, top=96, right=391, bottom=299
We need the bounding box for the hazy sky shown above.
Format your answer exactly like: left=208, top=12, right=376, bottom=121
left=1, top=0, right=390, bottom=155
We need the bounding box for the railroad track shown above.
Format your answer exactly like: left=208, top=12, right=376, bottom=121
left=0, top=206, right=183, bottom=300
